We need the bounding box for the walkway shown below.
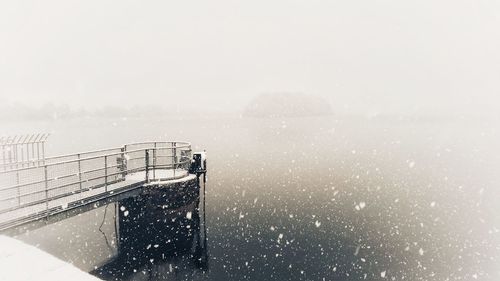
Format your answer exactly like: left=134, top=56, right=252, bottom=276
left=0, top=142, right=193, bottom=230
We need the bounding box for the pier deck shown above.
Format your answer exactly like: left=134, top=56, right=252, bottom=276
left=0, top=142, right=194, bottom=230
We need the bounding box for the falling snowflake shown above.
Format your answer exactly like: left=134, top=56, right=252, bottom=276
left=355, top=202, right=366, bottom=211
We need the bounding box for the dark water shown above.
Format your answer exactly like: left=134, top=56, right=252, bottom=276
left=4, top=115, right=500, bottom=280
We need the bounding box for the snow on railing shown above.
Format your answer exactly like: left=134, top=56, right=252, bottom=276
left=0, top=141, right=192, bottom=229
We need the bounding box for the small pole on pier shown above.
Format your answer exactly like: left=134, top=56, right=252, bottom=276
left=145, top=149, right=150, bottom=182
left=9, top=136, right=15, bottom=170
left=119, top=146, right=126, bottom=179
left=104, top=155, right=108, bottom=192
left=173, top=142, right=177, bottom=178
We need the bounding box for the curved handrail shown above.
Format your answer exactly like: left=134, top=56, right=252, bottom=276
left=1, top=141, right=191, bottom=173
left=0, top=141, right=195, bottom=217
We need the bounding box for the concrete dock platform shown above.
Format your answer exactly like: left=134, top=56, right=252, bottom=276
left=0, top=235, right=101, bottom=281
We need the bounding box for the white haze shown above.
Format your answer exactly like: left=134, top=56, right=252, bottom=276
left=0, top=0, right=499, bottom=115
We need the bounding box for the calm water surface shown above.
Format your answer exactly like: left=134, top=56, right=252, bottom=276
left=3, top=115, right=500, bottom=280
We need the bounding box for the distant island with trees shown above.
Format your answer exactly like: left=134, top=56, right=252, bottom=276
left=243, top=93, right=333, bottom=118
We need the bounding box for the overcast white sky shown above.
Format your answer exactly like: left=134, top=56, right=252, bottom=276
left=0, top=0, right=499, bottom=114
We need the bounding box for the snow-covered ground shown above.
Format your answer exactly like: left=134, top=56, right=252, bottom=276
left=0, top=235, right=101, bottom=281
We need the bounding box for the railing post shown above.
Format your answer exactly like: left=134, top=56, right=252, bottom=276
left=31, top=141, right=35, bottom=167
left=16, top=170, right=21, bottom=206
left=1, top=144, right=5, bottom=171
left=7, top=147, right=12, bottom=170
left=145, top=149, right=149, bottom=182
left=173, top=142, right=177, bottom=178
left=77, top=154, right=82, bottom=192
left=104, top=155, right=108, bottom=192
left=44, top=165, right=49, bottom=217
left=25, top=143, right=29, bottom=168
left=18, top=144, right=22, bottom=169
left=153, top=142, right=156, bottom=180
left=41, top=142, right=45, bottom=166
left=36, top=142, right=40, bottom=166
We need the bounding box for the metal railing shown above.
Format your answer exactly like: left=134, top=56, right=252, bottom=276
left=0, top=134, right=50, bottom=171
left=0, top=141, right=192, bottom=229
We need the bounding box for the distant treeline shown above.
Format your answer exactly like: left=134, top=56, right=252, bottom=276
left=0, top=103, right=182, bottom=122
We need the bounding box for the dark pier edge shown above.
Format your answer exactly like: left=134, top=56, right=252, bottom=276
left=2, top=174, right=209, bottom=278
left=92, top=176, right=209, bottom=279
left=0, top=175, right=201, bottom=237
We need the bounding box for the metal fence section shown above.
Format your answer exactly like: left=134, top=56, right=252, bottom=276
left=0, top=134, right=50, bottom=171
left=0, top=141, right=192, bottom=229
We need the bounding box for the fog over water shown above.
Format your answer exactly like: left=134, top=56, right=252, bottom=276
left=1, top=1, right=500, bottom=280
left=2, top=115, right=499, bottom=280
